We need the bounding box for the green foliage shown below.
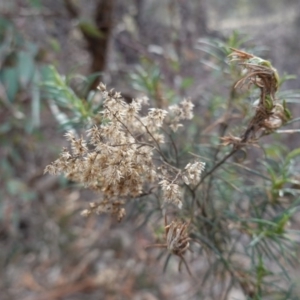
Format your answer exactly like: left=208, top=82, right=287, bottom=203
left=0, top=18, right=39, bottom=102
left=0, top=17, right=43, bottom=186
left=0, top=17, right=42, bottom=131
left=129, top=59, right=177, bottom=105
left=0, top=18, right=44, bottom=270
left=188, top=34, right=300, bottom=299
left=41, top=65, right=102, bottom=130
left=129, top=33, right=300, bottom=299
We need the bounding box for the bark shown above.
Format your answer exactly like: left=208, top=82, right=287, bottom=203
left=64, top=0, right=115, bottom=90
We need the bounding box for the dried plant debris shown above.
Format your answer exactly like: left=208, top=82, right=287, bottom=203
left=146, top=215, right=192, bottom=276
left=223, top=48, right=292, bottom=147
left=45, top=83, right=205, bottom=219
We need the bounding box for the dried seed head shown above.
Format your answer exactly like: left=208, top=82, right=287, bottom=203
left=183, top=161, right=206, bottom=185
left=166, top=220, right=190, bottom=256
left=159, top=180, right=182, bottom=209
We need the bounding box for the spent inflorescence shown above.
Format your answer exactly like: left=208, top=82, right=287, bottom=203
left=222, top=48, right=291, bottom=147
left=45, top=83, right=205, bottom=221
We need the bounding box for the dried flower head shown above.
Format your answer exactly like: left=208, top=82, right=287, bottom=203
left=45, top=83, right=198, bottom=219
left=146, top=215, right=192, bottom=276
left=165, top=219, right=191, bottom=256
left=229, top=48, right=279, bottom=101
left=168, top=99, right=194, bottom=132
left=226, top=48, right=290, bottom=144
left=159, top=180, right=182, bottom=209
left=182, top=161, right=206, bottom=185
left=148, top=108, right=168, bottom=127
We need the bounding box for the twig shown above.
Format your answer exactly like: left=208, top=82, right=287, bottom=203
left=110, top=142, right=154, bottom=148
left=161, top=127, right=179, bottom=167
left=193, top=148, right=238, bottom=192
left=179, top=254, right=193, bottom=277
left=134, top=116, right=170, bottom=163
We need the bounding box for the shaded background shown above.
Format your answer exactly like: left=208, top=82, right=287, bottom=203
left=0, top=0, right=300, bottom=299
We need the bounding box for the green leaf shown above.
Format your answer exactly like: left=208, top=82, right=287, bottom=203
left=286, top=148, right=300, bottom=162
left=17, top=51, right=35, bottom=88
left=31, top=69, right=41, bottom=129
left=0, top=67, right=19, bottom=102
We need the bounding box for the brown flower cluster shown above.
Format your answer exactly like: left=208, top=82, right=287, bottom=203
left=45, top=83, right=205, bottom=220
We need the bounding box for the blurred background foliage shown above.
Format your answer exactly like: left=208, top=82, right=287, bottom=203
left=1, top=0, right=300, bottom=299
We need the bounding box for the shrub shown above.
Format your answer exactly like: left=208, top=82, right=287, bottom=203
left=44, top=47, right=300, bottom=299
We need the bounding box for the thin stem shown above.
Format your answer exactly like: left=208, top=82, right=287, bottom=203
left=110, top=142, right=154, bottom=148
left=179, top=254, right=193, bottom=277
left=162, top=127, right=179, bottom=167
left=171, top=170, right=182, bottom=184
left=163, top=253, right=172, bottom=273
left=145, top=244, right=167, bottom=249
left=109, top=108, right=172, bottom=163
left=134, top=116, right=170, bottom=163
left=202, top=130, right=227, bottom=215
left=107, top=107, right=135, bottom=138
left=193, top=148, right=238, bottom=192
